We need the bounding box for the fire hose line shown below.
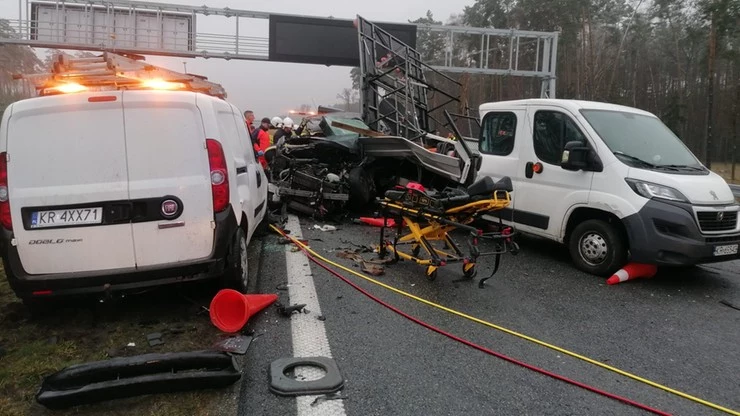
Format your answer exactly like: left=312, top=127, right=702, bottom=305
left=270, top=224, right=740, bottom=416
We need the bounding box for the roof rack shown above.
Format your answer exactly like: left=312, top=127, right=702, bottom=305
left=14, top=52, right=227, bottom=99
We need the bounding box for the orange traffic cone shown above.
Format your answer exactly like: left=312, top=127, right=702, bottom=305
left=606, top=263, right=658, bottom=285
left=209, top=289, right=278, bottom=333
left=355, top=217, right=405, bottom=227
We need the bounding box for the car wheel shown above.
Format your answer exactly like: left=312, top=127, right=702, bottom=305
left=568, top=219, right=627, bottom=277
left=223, top=227, right=249, bottom=293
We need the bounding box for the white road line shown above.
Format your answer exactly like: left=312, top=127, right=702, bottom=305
left=284, top=214, right=347, bottom=416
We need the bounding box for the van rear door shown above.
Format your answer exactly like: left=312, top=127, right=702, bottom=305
left=6, top=92, right=136, bottom=274
left=122, top=91, right=214, bottom=267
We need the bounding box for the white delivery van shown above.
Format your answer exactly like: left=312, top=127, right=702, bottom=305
left=472, top=99, right=739, bottom=276
left=0, top=89, right=267, bottom=303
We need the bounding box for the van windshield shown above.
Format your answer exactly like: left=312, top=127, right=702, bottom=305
left=580, top=109, right=706, bottom=173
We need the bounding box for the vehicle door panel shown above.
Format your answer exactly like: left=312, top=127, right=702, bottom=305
left=476, top=109, right=525, bottom=223
left=514, top=107, right=595, bottom=240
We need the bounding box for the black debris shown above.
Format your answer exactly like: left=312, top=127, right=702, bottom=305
left=317, top=315, right=326, bottom=321
left=146, top=332, right=164, bottom=347
left=276, top=303, right=307, bottom=317
left=213, top=335, right=253, bottom=355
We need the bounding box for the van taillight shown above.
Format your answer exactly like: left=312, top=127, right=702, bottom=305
left=206, top=139, right=229, bottom=213
left=0, top=152, right=11, bottom=230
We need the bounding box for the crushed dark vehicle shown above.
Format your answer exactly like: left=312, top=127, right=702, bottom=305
left=265, top=110, right=479, bottom=220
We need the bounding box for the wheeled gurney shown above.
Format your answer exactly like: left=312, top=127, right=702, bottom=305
left=377, top=176, right=519, bottom=286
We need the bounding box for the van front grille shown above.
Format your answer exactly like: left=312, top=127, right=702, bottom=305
left=696, top=211, right=738, bottom=232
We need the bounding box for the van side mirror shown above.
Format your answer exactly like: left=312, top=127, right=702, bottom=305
left=561, top=141, right=603, bottom=172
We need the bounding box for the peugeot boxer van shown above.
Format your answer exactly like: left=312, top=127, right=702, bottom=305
left=472, top=99, right=738, bottom=276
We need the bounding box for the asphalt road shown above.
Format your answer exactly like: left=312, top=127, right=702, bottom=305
left=237, top=217, right=740, bottom=416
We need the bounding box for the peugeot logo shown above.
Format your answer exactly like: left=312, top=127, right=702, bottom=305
left=717, top=211, right=725, bottom=222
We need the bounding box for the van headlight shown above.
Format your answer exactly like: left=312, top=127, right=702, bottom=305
left=625, top=179, right=688, bottom=202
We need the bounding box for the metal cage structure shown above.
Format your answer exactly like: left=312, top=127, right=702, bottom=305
left=356, top=16, right=464, bottom=140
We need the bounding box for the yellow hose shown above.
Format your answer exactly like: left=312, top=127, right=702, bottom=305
left=270, top=224, right=740, bottom=416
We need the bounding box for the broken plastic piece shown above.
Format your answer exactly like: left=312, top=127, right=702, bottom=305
left=277, top=303, right=307, bottom=316
left=313, top=224, right=337, bottom=232
left=213, top=335, right=253, bottom=355
left=36, top=351, right=241, bottom=409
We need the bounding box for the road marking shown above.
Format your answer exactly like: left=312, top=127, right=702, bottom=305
left=284, top=214, right=347, bottom=416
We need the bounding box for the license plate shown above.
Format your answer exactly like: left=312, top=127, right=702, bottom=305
left=30, top=207, right=103, bottom=229
left=713, top=244, right=739, bottom=257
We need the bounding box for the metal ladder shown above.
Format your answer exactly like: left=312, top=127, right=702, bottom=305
left=14, top=52, right=227, bottom=98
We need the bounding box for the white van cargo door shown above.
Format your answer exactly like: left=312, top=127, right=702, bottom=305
left=7, top=92, right=136, bottom=274
left=122, top=91, right=214, bottom=267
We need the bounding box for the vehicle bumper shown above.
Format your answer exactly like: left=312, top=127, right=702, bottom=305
left=622, top=199, right=740, bottom=266
left=1, top=206, right=238, bottom=299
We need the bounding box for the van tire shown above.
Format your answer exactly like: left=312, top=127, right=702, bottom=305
left=223, top=227, right=249, bottom=294
left=568, top=220, right=626, bottom=277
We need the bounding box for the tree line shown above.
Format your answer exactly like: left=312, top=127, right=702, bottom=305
left=354, top=0, right=739, bottom=170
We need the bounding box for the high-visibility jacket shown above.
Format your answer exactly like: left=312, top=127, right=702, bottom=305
left=253, top=128, right=270, bottom=169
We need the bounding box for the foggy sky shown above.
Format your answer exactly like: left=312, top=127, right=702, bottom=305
left=0, top=0, right=474, bottom=120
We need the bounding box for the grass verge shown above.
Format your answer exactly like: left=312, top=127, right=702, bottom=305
left=0, top=268, right=236, bottom=416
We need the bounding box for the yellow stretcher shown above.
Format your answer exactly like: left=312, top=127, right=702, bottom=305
left=377, top=176, right=519, bottom=287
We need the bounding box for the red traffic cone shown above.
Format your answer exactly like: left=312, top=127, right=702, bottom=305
left=606, top=263, right=658, bottom=285
left=356, top=217, right=405, bottom=227
left=209, top=289, right=278, bottom=333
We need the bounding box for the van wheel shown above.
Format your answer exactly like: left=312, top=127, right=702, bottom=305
left=223, top=227, right=249, bottom=293
left=568, top=220, right=626, bottom=277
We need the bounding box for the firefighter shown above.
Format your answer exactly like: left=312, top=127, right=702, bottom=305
left=269, top=116, right=283, bottom=144
left=273, top=117, right=306, bottom=146
left=253, top=117, right=271, bottom=169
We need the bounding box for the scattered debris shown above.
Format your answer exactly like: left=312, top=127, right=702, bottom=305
left=36, top=351, right=241, bottom=409
left=317, top=315, right=326, bottom=321
left=336, top=250, right=390, bottom=276
left=213, top=335, right=253, bottom=355
left=340, top=239, right=374, bottom=253
left=276, top=283, right=290, bottom=291
left=146, top=332, right=164, bottom=347
left=311, top=393, right=348, bottom=407
left=277, top=303, right=307, bottom=317
left=313, top=224, right=337, bottom=232
left=291, top=246, right=301, bottom=252
left=720, top=300, right=740, bottom=311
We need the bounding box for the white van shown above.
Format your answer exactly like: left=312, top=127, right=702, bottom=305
left=0, top=89, right=267, bottom=303
left=472, top=99, right=739, bottom=276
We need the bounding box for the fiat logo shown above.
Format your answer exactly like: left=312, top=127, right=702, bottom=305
left=717, top=212, right=724, bottom=222
left=161, top=199, right=179, bottom=217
